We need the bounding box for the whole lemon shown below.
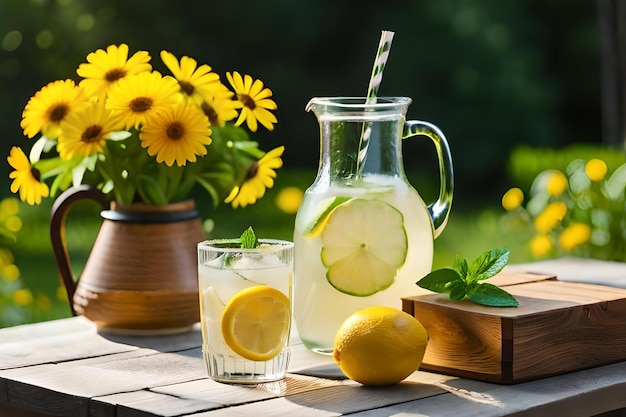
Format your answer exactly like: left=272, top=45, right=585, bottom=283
left=333, top=306, right=428, bottom=386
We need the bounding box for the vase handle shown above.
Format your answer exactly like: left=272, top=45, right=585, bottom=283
left=49, top=185, right=109, bottom=315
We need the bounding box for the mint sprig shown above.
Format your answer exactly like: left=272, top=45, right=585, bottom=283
left=240, top=226, right=259, bottom=249
left=416, top=248, right=519, bottom=307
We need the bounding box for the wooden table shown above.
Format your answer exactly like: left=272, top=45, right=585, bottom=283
left=2, top=258, right=626, bottom=417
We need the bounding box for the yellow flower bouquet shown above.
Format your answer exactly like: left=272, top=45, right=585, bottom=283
left=8, top=44, right=284, bottom=208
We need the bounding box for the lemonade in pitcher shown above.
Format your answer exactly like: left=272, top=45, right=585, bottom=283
left=293, top=97, right=453, bottom=353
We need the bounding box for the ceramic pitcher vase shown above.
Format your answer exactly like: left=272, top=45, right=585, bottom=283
left=293, top=97, right=454, bottom=353
left=50, top=185, right=204, bottom=334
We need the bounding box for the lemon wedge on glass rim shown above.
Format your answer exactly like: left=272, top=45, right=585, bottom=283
left=221, top=285, right=291, bottom=361
left=320, top=198, right=408, bottom=297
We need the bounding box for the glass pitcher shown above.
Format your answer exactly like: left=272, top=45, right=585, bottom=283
left=293, top=97, right=453, bottom=354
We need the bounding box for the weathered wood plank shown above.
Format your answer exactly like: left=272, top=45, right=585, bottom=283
left=186, top=372, right=448, bottom=417
left=348, top=361, right=626, bottom=417
left=93, top=389, right=222, bottom=417
left=0, top=317, right=138, bottom=370
left=5, top=351, right=206, bottom=398
left=92, top=374, right=345, bottom=416
left=100, top=324, right=202, bottom=353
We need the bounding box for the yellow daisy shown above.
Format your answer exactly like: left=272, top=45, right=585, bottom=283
left=226, top=71, right=278, bottom=132
left=105, top=71, right=181, bottom=129
left=7, top=146, right=50, bottom=205
left=225, top=146, right=284, bottom=208
left=77, top=43, right=152, bottom=98
left=57, top=101, right=125, bottom=160
left=199, top=84, right=238, bottom=126
left=160, top=50, right=221, bottom=104
left=140, top=103, right=212, bottom=167
left=20, top=79, right=86, bottom=139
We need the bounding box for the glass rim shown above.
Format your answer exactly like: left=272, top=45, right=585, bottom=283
left=306, top=96, right=412, bottom=110
left=198, top=238, right=293, bottom=253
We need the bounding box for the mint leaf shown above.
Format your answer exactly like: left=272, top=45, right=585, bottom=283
left=467, top=282, right=519, bottom=307
left=416, top=247, right=518, bottom=308
left=448, top=280, right=468, bottom=301
left=468, top=248, right=510, bottom=282
left=417, top=268, right=463, bottom=293
left=452, top=256, right=469, bottom=278
left=240, top=226, right=258, bottom=249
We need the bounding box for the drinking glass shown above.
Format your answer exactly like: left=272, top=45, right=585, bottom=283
left=197, top=238, right=293, bottom=383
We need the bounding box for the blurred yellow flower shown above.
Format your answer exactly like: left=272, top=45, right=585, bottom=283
left=3, top=264, right=19, bottom=281
left=36, top=294, right=52, bottom=311
left=0, top=249, right=12, bottom=266
left=12, top=288, right=33, bottom=306
left=546, top=171, right=568, bottom=196
left=529, top=234, right=553, bottom=258
left=533, top=201, right=567, bottom=234
left=4, top=215, right=22, bottom=233
left=0, top=198, right=19, bottom=216
left=501, top=187, right=524, bottom=211
left=57, top=286, right=69, bottom=302
left=276, top=186, right=304, bottom=214
left=559, top=222, right=591, bottom=251
left=585, top=158, right=608, bottom=182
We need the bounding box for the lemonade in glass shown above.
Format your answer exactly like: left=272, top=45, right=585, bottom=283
left=197, top=237, right=293, bottom=383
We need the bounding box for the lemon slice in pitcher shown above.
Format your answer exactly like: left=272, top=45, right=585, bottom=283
left=320, top=198, right=408, bottom=296
left=221, top=285, right=291, bottom=361
left=302, top=196, right=352, bottom=237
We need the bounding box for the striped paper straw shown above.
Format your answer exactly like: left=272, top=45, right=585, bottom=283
left=366, top=30, right=395, bottom=103
left=357, top=30, right=395, bottom=176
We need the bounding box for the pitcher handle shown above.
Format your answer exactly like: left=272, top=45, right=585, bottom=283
left=403, top=120, right=454, bottom=239
left=49, top=185, right=109, bottom=314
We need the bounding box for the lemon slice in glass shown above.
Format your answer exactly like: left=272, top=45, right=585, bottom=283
left=320, top=198, right=408, bottom=296
left=221, top=285, right=291, bottom=361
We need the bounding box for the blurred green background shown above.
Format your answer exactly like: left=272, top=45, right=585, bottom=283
left=0, top=0, right=621, bottom=327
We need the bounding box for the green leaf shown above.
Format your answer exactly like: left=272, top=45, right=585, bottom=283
left=468, top=248, right=510, bottom=281
left=417, top=268, right=463, bottom=293
left=137, top=174, right=168, bottom=205
left=452, top=256, right=469, bottom=279
left=195, top=177, right=221, bottom=209
left=240, top=227, right=258, bottom=249
left=416, top=247, right=518, bottom=307
left=467, top=283, right=519, bottom=307
left=448, top=280, right=468, bottom=301
left=604, top=162, right=626, bottom=200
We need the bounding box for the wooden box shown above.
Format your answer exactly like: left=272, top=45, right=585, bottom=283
left=402, top=272, right=626, bottom=384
